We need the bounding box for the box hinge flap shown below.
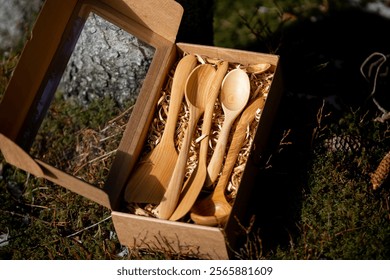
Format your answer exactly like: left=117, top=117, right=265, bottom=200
left=0, top=133, right=44, bottom=178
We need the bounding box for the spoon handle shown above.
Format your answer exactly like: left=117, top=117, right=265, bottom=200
left=155, top=110, right=202, bottom=219
left=206, top=117, right=235, bottom=185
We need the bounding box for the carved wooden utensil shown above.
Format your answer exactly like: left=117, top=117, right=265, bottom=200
left=169, top=61, right=229, bottom=221
left=190, top=96, right=266, bottom=226
left=205, top=68, right=250, bottom=187
left=155, top=64, right=216, bottom=219
left=124, top=54, right=198, bottom=204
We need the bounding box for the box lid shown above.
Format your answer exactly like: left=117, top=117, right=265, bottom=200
left=0, top=0, right=184, bottom=210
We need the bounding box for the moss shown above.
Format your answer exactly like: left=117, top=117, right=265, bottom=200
left=272, top=110, right=390, bottom=259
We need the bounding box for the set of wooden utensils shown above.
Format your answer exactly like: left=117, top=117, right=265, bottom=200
left=124, top=54, right=269, bottom=226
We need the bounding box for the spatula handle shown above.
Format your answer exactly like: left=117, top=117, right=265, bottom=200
left=155, top=111, right=201, bottom=219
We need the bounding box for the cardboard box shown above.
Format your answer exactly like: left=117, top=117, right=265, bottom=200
left=0, top=0, right=282, bottom=259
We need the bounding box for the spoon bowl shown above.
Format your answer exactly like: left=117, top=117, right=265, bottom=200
left=190, top=192, right=232, bottom=226
left=220, top=70, right=251, bottom=112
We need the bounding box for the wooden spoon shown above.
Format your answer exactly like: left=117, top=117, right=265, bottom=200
left=205, top=68, right=250, bottom=187
left=154, top=64, right=216, bottom=219
left=169, top=61, right=229, bottom=221
left=190, top=96, right=266, bottom=226
left=124, top=54, right=197, bottom=204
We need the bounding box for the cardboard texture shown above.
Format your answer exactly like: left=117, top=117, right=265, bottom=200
left=0, top=0, right=283, bottom=259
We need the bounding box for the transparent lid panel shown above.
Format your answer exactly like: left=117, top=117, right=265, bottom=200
left=29, top=12, right=155, bottom=188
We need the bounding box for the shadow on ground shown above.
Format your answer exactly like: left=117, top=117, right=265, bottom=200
left=237, top=7, right=390, bottom=257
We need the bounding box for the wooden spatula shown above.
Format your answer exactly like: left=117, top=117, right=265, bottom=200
left=124, top=54, right=198, bottom=204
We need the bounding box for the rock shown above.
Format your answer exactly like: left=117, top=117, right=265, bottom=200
left=0, top=0, right=44, bottom=52
left=58, top=13, right=155, bottom=106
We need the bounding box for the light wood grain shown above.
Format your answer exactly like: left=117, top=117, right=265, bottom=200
left=124, top=54, right=198, bottom=203
left=112, top=210, right=229, bottom=259
left=155, top=64, right=216, bottom=219
left=169, top=61, right=228, bottom=221
left=190, top=96, right=266, bottom=226
left=205, top=69, right=250, bottom=186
